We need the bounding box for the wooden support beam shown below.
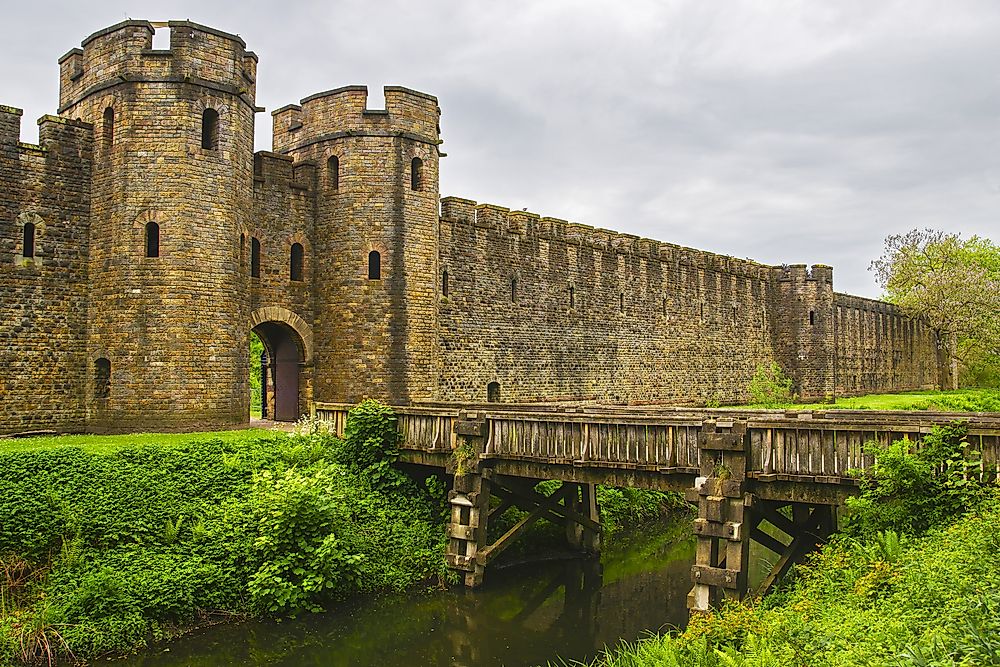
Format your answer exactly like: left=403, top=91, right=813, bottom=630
left=755, top=504, right=835, bottom=597
left=750, top=526, right=790, bottom=555
left=487, top=497, right=515, bottom=520
left=490, top=484, right=566, bottom=526
left=477, top=503, right=548, bottom=566
left=493, top=478, right=603, bottom=533
left=689, top=420, right=753, bottom=613
left=757, top=503, right=798, bottom=536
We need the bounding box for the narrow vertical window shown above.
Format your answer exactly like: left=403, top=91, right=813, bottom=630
left=290, top=243, right=304, bottom=282
left=327, top=155, right=340, bottom=190
left=22, top=222, right=35, bottom=259
left=251, top=237, right=261, bottom=278
left=809, top=310, right=815, bottom=326
left=94, top=358, right=111, bottom=399
left=368, top=250, right=381, bottom=280
left=102, top=107, right=114, bottom=151
left=619, top=292, right=625, bottom=313
left=569, top=286, right=575, bottom=309
left=510, top=277, right=517, bottom=303
left=239, top=233, right=246, bottom=268
left=442, top=270, right=449, bottom=297
left=201, top=108, right=219, bottom=150
left=487, top=382, right=500, bottom=403
left=410, top=157, right=423, bottom=191
left=145, top=221, right=159, bottom=258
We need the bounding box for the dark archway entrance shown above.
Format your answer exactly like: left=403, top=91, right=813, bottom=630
left=253, top=321, right=303, bottom=422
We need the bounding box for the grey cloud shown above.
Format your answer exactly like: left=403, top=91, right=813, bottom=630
left=2, top=0, right=998, bottom=298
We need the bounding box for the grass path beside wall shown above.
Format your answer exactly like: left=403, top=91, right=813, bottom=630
left=740, top=388, right=1000, bottom=412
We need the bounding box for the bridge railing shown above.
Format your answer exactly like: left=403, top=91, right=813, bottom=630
left=314, top=402, right=1000, bottom=482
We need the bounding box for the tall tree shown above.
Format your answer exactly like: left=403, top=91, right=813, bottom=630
left=870, top=229, right=1000, bottom=389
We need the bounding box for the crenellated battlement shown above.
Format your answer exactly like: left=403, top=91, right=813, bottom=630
left=58, top=20, right=258, bottom=113
left=1, top=105, right=92, bottom=163
left=272, top=85, right=439, bottom=154
left=772, top=263, right=834, bottom=284
left=440, top=196, right=777, bottom=281
left=0, top=105, right=23, bottom=149
left=834, top=292, right=904, bottom=315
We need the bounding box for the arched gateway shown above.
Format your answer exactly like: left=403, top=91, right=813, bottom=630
left=250, top=307, right=313, bottom=422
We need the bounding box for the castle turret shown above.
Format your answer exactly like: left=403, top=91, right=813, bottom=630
left=770, top=264, right=836, bottom=401
left=59, top=20, right=258, bottom=430
left=273, top=85, right=441, bottom=404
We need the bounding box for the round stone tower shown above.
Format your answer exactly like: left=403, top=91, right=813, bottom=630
left=272, top=86, right=441, bottom=404
left=58, top=20, right=257, bottom=430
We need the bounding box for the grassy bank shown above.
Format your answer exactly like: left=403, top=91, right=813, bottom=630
left=0, top=428, right=272, bottom=454
left=0, top=407, right=682, bottom=665
left=0, top=403, right=450, bottom=664
left=560, top=423, right=999, bottom=667
left=560, top=492, right=1000, bottom=667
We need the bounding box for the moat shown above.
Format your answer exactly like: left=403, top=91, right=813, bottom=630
left=112, top=523, right=697, bottom=667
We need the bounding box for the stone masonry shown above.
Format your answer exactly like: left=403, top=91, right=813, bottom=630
left=0, top=20, right=941, bottom=434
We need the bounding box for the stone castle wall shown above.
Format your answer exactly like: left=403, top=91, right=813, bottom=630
left=0, top=109, right=93, bottom=433
left=436, top=198, right=780, bottom=404
left=833, top=293, right=939, bottom=396
left=434, top=201, right=940, bottom=404
left=0, top=20, right=945, bottom=434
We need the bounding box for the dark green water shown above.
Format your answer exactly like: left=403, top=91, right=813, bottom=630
left=113, top=524, right=697, bottom=667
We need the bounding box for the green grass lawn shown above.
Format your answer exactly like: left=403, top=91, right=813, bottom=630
left=0, top=428, right=274, bottom=454
left=742, top=388, right=1000, bottom=412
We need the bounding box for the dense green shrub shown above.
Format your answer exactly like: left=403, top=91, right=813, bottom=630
left=747, top=363, right=796, bottom=407
left=247, top=467, right=364, bottom=614
left=844, top=422, right=990, bottom=538
left=597, top=487, right=688, bottom=534
left=333, top=398, right=399, bottom=472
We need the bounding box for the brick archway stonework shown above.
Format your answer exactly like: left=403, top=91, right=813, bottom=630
left=250, top=306, right=314, bottom=364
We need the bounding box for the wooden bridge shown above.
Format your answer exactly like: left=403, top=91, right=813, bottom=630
left=314, top=402, right=1000, bottom=612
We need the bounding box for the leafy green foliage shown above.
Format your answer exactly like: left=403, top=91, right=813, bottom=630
left=870, top=229, right=1000, bottom=386
left=844, top=422, right=989, bottom=538
left=249, top=332, right=264, bottom=416
left=333, top=399, right=399, bottom=472
left=597, top=487, right=688, bottom=534
left=738, top=388, right=1000, bottom=411
left=747, top=363, right=797, bottom=407
left=248, top=468, right=363, bottom=613
left=0, top=403, right=448, bottom=663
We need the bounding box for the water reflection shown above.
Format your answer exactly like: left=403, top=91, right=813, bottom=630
left=114, top=525, right=695, bottom=667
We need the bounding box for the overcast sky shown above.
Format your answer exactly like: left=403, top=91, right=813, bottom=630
left=2, top=0, right=998, bottom=297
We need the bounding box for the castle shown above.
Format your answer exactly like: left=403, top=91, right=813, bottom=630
left=0, top=20, right=942, bottom=434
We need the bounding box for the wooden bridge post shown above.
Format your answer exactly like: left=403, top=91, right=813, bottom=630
left=564, top=482, right=601, bottom=553
left=445, top=414, right=491, bottom=587
left=688, top=420, right=754, bottom=613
